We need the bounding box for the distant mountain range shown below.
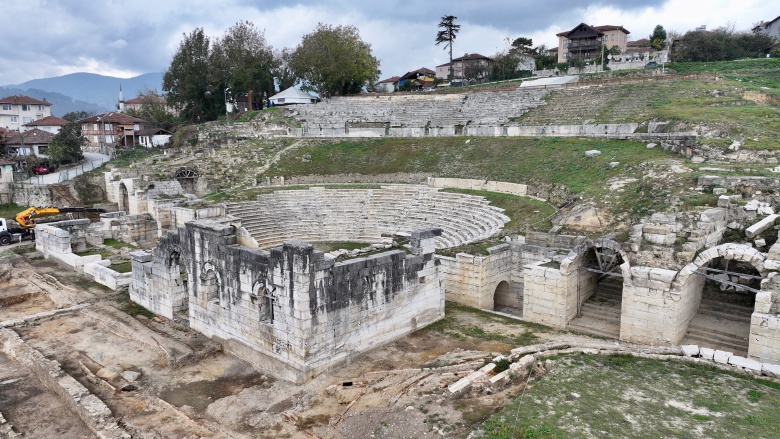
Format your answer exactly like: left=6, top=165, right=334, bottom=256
left=1, top=72, right=164, bottom=117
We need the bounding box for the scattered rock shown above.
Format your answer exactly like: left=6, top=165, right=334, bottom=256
left=122, top=370, right=141, bottom=382
left=646, top=143, right=657, bottom=149
left=584, top=150, right=601, bottom=157
left=608, top=162, right=620, bottom=168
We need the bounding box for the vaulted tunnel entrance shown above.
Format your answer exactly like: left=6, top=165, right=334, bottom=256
left=568, top=245, right=625, bottom=339
left=681, top=257, right=763, bottom=356
left=493, top=280, right=521, bottom=316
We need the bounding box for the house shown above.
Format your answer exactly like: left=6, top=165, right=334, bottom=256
left=137, top=128, right=172, bottom=148
left=556, top=23, right=630, bottom=63
left=268, top=87, right=319, bottom=106
left=399, top=68, right=436, bottom=90
left=22, top=115, right=69, bottom=134
left=753, top=16, right=780, bottom=39
left=78, top=112, right=146, bottom=149
left=374, top=76, right=400, bottom=93
left=0, top=95, right=52, bottom=131
left=5, top=128, right=54, bottom=157
left=124, top=94, right=178, bottom=115
left=435, top=54, right=494, bottom=81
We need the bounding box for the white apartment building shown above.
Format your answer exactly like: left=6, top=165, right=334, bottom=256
left=0, top=95, right=52, bottom=131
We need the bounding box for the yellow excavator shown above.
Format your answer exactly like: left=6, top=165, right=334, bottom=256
left=0, top=206, right=106, bottom=245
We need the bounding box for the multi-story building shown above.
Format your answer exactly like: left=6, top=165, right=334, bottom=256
left=78, top=112, right=146, bottom=150
left=22, top=115, right=69, bottom=134
left=0, top=95, right=52, bottom=131
left=556, top=23, right=630, bottom=63
left=435, top=53, right=494, bottom=81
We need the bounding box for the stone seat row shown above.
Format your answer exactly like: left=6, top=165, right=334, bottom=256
left=225, top=187, right=510, bottom=249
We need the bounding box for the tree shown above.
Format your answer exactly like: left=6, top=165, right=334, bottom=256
left=511, top=37, right=533, bottom=55
left=671, top=27, right=776, bottom=62
left=47, top=123, right=85, bottom=165
left=163, top=28, right=222, bottom=122
left=290, top=23, right=380, bottom=98
left=211, top=21, right=276, bottom=110
left=124, top=89, right=180, bottom=131
left=649, top=25, right=668, bottom=50
left=273, top=48, right=298, bottom=91
left=435, top=15, right=461, bottom=81
left=533, top=45, right=558, bottom=70
left=62, top=111, right=94, bottom=122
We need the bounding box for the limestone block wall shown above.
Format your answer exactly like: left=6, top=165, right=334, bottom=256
left=84, top=261, right=132, bottom=291
left=751, top=275, right=780, bottom=363
left=522, top=262, right=579, bottom=329
left=147, top=198, right=187, bottom=229
left=130, top=220, right=445, bottom=382
left=129, top=249, right=188, bottom=319
left=169, top=205, right=227, bottom=229
left=35, top=222, right=101, bottom=273
left=507, top=123, right=638, bottom=137
left=427, top=177, right=528, bottom=197
left=98, top=212, right=159, bottom=249
left=619, top=266, right=682, bottom=344
left=439, top=244, right=513, bottom=309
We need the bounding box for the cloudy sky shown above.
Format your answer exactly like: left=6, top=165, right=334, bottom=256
left=1, top=0, right=772, bottom=85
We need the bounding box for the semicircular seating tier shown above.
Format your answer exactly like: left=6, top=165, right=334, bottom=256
left=224, top=185, right=511, bottom=249
left=290, top=89, right=550, bottom=129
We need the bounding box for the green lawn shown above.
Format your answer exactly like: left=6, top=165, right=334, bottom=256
left=477, top=353, right=780, bottom=439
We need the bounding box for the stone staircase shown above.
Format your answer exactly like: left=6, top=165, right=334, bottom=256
left=567, top=276, right=623, bottom=339
left=681, top=299, right=753, bottom=356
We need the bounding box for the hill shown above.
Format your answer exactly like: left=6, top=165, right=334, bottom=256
left=0, top=86, right=108, bottom=117
left=3, top=72, right=163, bottom=111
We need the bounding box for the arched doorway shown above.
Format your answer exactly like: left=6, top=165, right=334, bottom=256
left=175, top=167, right=198, bottom=194
left=493, top=281, right=519, bottom=315
left=567, top=241, right=626, bottom=339
left=679, top=249, right=767, bottom=356
left=200, top=266, right=221, bottom=304
left=168, top=250, right=189, bottom=312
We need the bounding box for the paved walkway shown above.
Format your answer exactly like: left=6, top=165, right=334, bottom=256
left=28, top=153, right=109, bottom=184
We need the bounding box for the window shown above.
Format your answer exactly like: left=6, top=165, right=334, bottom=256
left=21, top=104, right=30, bottom=111
left=38, top=105, right=45, bottom=111
left=93, top=123, right=98, bottom=131
left=1, top=104, right=11, bottom=111
left=278, top=98, right=285, bottom=103
left=611, top=34, right=615, bottom=41
left=93, top=135, right=99, bottom=143
left=10, top=116, right=17, bottom=123
left=23, top=117, right=32, bottom=123
left=104, top=123, right=112, bottom=130
left=105, top=135, right=115, bottom=143
left=81, top=124, right=87, bottom=131
left=133, top=124, right=139, bottom=131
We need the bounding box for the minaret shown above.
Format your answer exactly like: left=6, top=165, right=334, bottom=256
left=117, top=84, right=125, bottom=112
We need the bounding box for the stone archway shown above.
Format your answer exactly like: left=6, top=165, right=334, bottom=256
left=493, top=280, right=515, bottom=312
left=675, top=244, right=769, bottom=355
left=561, top=238, right=630, bottom=339
left=200, top=262, right=222, bottom=304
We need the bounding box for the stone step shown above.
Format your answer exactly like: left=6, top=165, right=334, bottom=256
left=687, top=325, right=749, bottom=345
left=681, top=333, right=748, bottom=356
left=699, top=299, right=753, bottom=317
left=567, top=317, right=620, bottom=339
left=580, top=302, right=620, bottom=322
left=695, top=307, right=752, bottom=323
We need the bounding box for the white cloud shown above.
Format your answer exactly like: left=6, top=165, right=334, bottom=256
left=0, top=0, right=774, bottom=85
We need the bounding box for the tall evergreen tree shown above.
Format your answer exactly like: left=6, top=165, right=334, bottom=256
left=163, top=28, right=221, bottom=122
left=435, top=15, right=461, bottom=81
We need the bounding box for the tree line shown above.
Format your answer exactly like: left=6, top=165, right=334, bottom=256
left=162, top=21, right=380, bottom=123
left=671, top=25, right=777, bottom=62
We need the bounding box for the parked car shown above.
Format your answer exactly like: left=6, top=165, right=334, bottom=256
left=644, top=61, right=659, bottom=68
left=30, top=164, right=51, bottom=175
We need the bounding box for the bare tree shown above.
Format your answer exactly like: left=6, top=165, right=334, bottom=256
left=435, top=15, right=461, bottom=81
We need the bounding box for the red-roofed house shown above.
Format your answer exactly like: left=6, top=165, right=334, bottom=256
left=375, top=76, right=401, bottom=93
left=556, top=23, right=630, bottom=62
left=22, top=115, right=69, bottom=134
left=435, top=54, right=494, bottom=81
left=124, top=95, right=177, bottom=115
left=5, top=128, right=54, bottom=157
left=78, top=112, right=146, bottom=149
left=0, top=95, right=52, bottom=131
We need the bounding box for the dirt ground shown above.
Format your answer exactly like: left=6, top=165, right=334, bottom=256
left=0, top=246, right=614, bottom=438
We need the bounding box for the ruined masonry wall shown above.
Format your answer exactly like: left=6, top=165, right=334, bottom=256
left=0, top=329, right=130, bottom=438
left=522, top=262, right=578, bottom=329
left=619, top=267, right=684, bottom=345
left=439, top=244, right=512, bottom=309
left=130, top=221, right=445, bottom=383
